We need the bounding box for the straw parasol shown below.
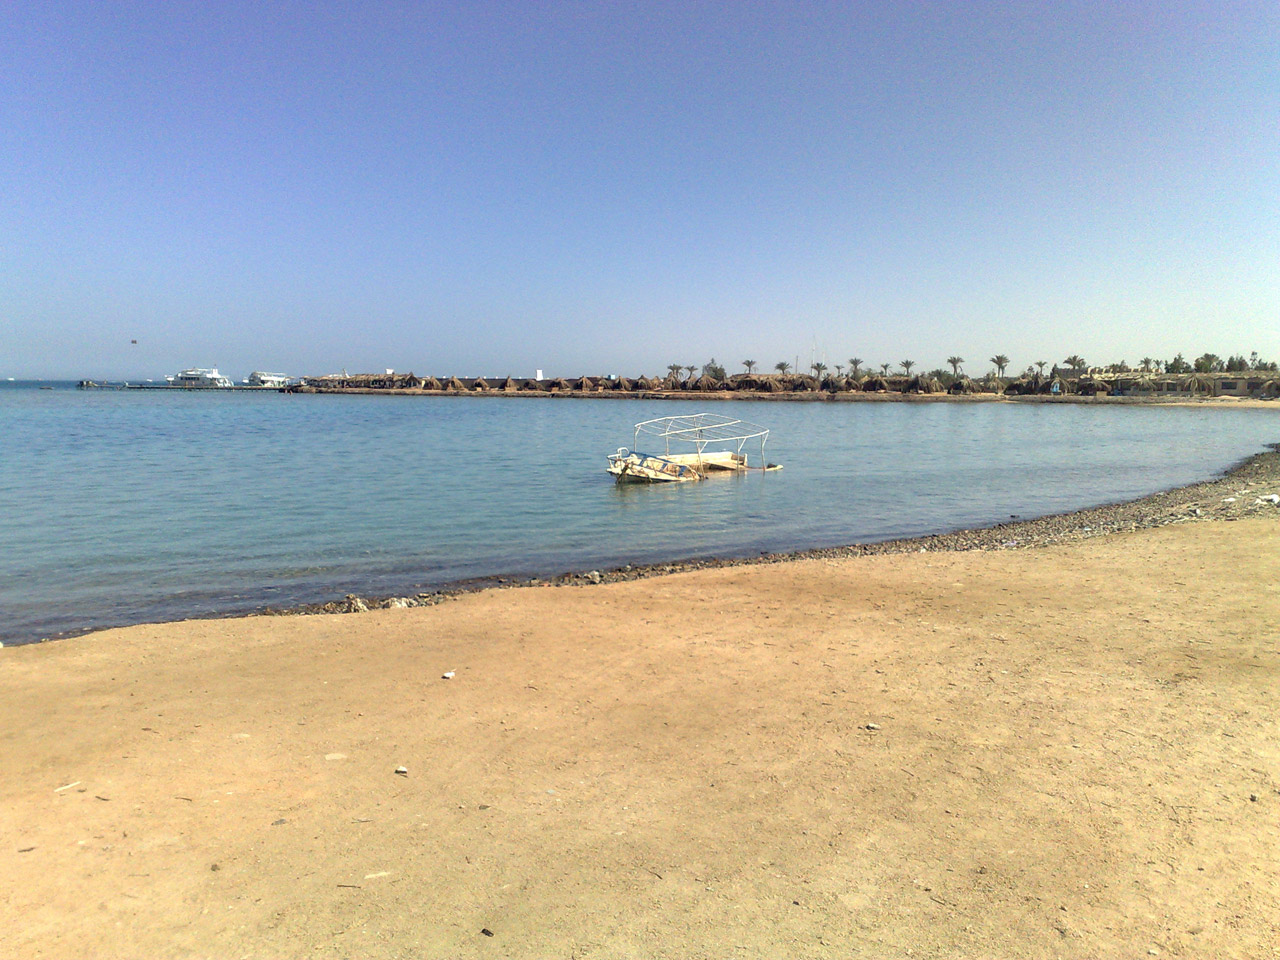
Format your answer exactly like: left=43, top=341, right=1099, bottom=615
left=444, top=376, right=467, bottom=392
left=420, top=375, right=443, bottom=390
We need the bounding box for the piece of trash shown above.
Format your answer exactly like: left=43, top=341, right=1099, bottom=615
left=481, top=928, right=495, bottom=937
left=866, top=723, right=881, bottom=731
left=18, top=847, right=34, bottom=853
left=441, top=671, right=455, bottom=680
left=364, top=871, right=390, bottom=879
left=271, top=819, right=287, bottom=826
left=53, top=781, right=81, bottom=793
left=394, top=766, right=408, bottom=776
left=325, top=753, right=347, bottom=761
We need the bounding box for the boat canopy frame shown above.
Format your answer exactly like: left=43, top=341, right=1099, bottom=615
left=627, top=412, right=770, bottom=467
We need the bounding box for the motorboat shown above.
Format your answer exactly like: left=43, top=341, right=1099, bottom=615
left=606, top=413, right=782, bottom=483
left=166, top=367, right=234, bottom=388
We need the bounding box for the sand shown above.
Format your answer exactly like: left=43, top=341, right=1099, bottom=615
left=3, top=517, right=1279, bottom=959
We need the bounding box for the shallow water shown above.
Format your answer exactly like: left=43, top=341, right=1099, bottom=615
left=1, top=382, right=1276, bottom=643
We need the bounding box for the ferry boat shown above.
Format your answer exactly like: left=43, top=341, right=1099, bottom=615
left=606, top=413, right=782, bottom=483
left=166, top=367, right=234, bottom=388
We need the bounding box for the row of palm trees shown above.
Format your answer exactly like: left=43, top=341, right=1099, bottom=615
left=679, top=351, right=1275, bottom=383
left=697, top=355, right=1034, bottom=381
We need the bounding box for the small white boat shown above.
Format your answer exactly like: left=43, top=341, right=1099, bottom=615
left=166, top=367, right=234, bottom=388
left=607, top=413, right=782, bottom=483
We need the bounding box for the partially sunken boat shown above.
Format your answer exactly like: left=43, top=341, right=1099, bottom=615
left=606, top=413, right=782, bottom=483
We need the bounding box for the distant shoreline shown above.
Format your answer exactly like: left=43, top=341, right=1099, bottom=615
left=289, top=386, right=1280, bottom=408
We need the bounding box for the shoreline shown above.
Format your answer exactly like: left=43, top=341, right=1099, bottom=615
left=4, top=478, right=1278, bottom=957
left=15, top=442, right=1280, bottom=647
left=292, top=386, right=1280, bottom=408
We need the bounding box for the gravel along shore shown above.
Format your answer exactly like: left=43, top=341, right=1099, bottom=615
left=299, top=443, right=1280, bottom=614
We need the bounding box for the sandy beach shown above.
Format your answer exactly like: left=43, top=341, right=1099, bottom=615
left=4, top=503, right=1280, bottom=958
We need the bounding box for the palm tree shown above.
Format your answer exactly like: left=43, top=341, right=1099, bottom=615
left=990, top=354, right=1010, bottom=377
left=1194, top=353, right=1222, bottom=373
left=900, top=359, right=915, bottom=376
left=775, top=361, right=791, bottom=374
left=848, top=358, right=863, bottom=376
left=811, top=362, right=828, bottom=379
left=684, top=365, right=697, bottom=380
left=1063, top=355, right=1085, bottom=372
left=666, top=364, right=683, bottom=378
left=879, top=362, right=892, bottom=376
left=1140, top=357, right=1154, bottom=372
left=1034, top=360, right=1048, bottom=376
left=834, top=364, right=844, bottom=377
left=742, top=360, right=756, bottom=374
left=947, top=356, right=964, bottom=376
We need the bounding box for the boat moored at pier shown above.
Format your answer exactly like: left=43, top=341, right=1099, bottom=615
left=166, top=367, right=234, bottom=388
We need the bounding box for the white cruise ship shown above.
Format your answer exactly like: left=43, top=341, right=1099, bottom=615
left=166, top=367, right=235, bottom=388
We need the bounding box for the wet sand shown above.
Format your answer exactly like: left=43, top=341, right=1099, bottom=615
left=3, top=497, right=1279, bottom=957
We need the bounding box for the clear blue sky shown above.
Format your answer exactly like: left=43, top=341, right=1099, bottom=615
left=3, top=1, right=1276, bottom=379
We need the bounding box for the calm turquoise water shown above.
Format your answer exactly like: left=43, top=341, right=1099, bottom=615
left=1, top=382, right=1277, bottom=644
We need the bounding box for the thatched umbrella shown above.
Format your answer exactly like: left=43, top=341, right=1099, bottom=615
left=728, top=375, right=760, bottom=391
left=689, top=374, right=723, bottom=391
left=789, top=374, right=820, bottom=392
left=1076, top=376, right=1109, bottom=396
left=820, top=374, right=846, bottom=392
left=612, top=376, right=634, bottom=391
left=420, top=375, right=443, bottom=391
left=861, top=375, right=889, bottom=392
left=948, top=376, right=977, bottom=395
left=841, top=376, right=862, bottom=392
left=757, top=376, right=784, bottom=392
left=403, top=375, right=424, bottom=389
left=662, top=374, right=683, bottom=390
left=1259, top=379, right=1280, bottom=398
left=500, top=376, right=519, bottom=391
left=445, top=376, right=467, bottom=392
left=904, top=375, right=943, bottom=394
left=521, top=378, right=548, bottom=391
left=473, top=377, right=491, bottom=391
left=1180, top=373, right=1214, bottom=396
left=636, top=376, right=661, bottom=390
left=549, top=377, right=571, bottom=392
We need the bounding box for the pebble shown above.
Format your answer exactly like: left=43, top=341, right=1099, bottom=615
left=866, top=723, right=881, bottom=731
left=584, top=570, right=603, bottom=584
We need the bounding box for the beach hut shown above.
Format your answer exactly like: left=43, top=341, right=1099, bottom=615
left=444, top=376, right=467, bottom=392
left=1076, top=376, right=1109, bottom=396
left=948, top=376, right=978, bottom=395
left=728, top=375, right=760, bottom=392
left=756, top=376, right=785, bottom=393
left=861, top=375, right=889, bottom=392
left=1258, top=379, right=1280, bottom=398
left=788, top=374, right=819, bottom=392
left=820, top=374, right=845, bottom=392
left=420, top=376, right=442, bottom=391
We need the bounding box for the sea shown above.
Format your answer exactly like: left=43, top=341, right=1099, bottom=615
left=2, top=381, right=1277, bottom=645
